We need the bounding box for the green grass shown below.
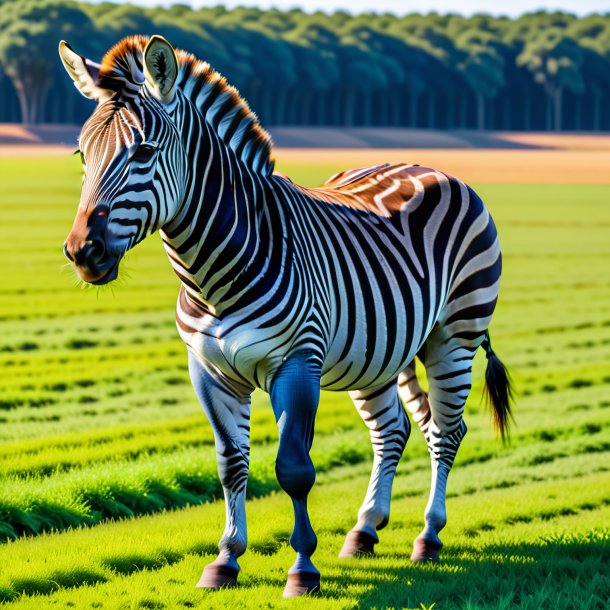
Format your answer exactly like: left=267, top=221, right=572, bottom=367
left=0, top=154, right=609, bottom=608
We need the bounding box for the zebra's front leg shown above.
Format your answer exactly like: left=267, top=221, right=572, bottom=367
left=187, top=352, right=252, bottom=589
left=340, top=382, right=410, bottom=557
left=269, top=352, right=321, bottom=597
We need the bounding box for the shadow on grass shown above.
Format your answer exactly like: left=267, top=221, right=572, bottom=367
left=2, top=532, right=607, bottom=607
left=6, top=568, right=107, bottom=602
left=0, top=543, right=219, bottom=603
left=322, top=531, right=609, bottom=610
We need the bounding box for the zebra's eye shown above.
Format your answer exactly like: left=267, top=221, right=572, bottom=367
left=131, top=144, right=157, bottom=164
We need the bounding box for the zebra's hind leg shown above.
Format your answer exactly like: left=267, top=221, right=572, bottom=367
left=340, top=381, right=411, bottom=558
left=188, top=353, right=252, bottom=589
left=269, top=352, right=322, bottom=597
left=409, top=336, right=477, bottom=563
left=398, top=360, right=431, bottom=439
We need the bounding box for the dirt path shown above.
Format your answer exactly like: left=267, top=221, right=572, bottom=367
left=275, top=148, right=610, bottom=184
left=2, top=126, right=609, bottom=183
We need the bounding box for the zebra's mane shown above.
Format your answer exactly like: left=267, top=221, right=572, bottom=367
left=98, top=36, right=274, bottom=176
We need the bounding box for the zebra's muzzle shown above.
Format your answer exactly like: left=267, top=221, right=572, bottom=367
left=63, top=238, right=120, bottom=285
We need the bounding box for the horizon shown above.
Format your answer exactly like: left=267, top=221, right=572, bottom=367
left=79, top=0, right=610, bottom=18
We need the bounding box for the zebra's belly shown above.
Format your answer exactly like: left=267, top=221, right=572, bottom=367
left=320, top=295, right=429, bottom=392
left=320, top=354, right=414, bottom=392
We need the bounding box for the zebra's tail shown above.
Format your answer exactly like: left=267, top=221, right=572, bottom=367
left=481, top=330, right=513, bottom=442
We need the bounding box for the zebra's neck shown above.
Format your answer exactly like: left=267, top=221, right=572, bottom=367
left=160, top=95, right=279, bottom=315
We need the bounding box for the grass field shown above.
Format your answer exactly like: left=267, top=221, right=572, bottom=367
left=0, top=149, right=609, bottom=609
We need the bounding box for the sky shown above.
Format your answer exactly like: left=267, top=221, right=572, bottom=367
left=83, top=0, right=609, bottom=18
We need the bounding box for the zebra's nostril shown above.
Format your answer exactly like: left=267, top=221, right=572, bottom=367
left=63, top=242, right=74, bottom=262
left=74, top=238, right=106, bottom=267
left=88, top=238, right=106, bottom=260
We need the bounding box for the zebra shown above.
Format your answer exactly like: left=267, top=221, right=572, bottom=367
left=59, top=35, right=512, bottom=597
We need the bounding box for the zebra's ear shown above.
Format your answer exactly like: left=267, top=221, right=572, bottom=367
left=58, top=41, right=114, bottom=103
left=144, top=35, right=179, bottom=104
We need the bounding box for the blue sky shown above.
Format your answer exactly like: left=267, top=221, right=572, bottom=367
left=83, top=0, right=609, bottom=17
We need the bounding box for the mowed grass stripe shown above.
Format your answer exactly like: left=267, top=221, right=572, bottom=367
left=1, top=405, right=606, bottom=481
left=0, top=393, right=361, bottom=476
left=0, top=468, right=607, bottom=606
left=0, top=428, right=379, bottom=541
left=0, top=405, right=607, bottom=544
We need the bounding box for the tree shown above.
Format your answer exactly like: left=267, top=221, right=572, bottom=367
left=338, top=24, right=403, bottom=126
left=283, top=20, right=341, bottom=125
left=568, top=16, right=610, bottom=130
left=390, top=21, right=466, bottom=129
left=233, top=23, right=297, bottom=124
left=517, top=29, right=585, bottom=131
left=578, top=43, right=610, bottom=130
left=455, top=30, right=505, bottom=130
left=0, top=0, right=96, bottom=124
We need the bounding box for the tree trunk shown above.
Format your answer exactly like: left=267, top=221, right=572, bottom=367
left=262, top=87, right=272, bottom=125
left=334, top=91, right=342, bottom=126
left=6, top=68, right=50, bottom=124
left=592, top=90, right=601, bottom=132
left=290, top=89, right=301, bottom=125
left=301, top=91, right=313, bottom=125
left=317, top=90, right=326, bottom=126
left=385, top=93, right=391, bottom=126
left=545, top=95, right=552, bottom=131
left=427, top=92, right=436, bottom=128
left=16, top=87, right=30, bottom=124
left=553, top=88, right=562, bottom=132
left=524, top=93, right=531, bottom=131
left=8, top=75, right=32, bottom=124
left=460, top=93, right=467, bottom=128
left=383, top=91, right=390, bottom=126
left=275, top=87, right=287, bottom=125
left=443, top=91, right=451, bottom=129
left=33, top=87, right=49, bottom=124
left=476, top=93, right=485, bottom=131
left=391, top=94, right=399, bottom=126
left=449, top=93, right=458, bottom=129
left=410, top=93, right=419, bottom=127
left=284, top=88, right=294, bottom=124
left=363, top=90, right=372, bottom=127
left=345, top=90, right=356, bottom=127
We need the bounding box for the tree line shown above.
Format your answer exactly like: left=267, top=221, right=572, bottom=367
left=1, top=0, right=610, bottom=131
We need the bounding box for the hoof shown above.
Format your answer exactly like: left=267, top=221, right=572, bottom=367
left=196, top=563, right=239, bottom=589
left=411, top=536, right=442, bottom=563
left=283, top=571, right=321, bottom=598
left=339, top=530, right=378, bottom=558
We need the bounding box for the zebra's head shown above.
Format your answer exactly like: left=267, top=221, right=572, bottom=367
left=60, top=36, right=186, bottom=284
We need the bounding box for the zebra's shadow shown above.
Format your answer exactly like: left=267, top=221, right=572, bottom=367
left=321, top=532, right=608, bottom=609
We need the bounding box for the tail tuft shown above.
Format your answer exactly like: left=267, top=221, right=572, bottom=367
left=481, top=330, right=513, bottom=442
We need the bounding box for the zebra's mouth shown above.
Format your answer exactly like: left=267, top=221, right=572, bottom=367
left=73, top=255, right=120, bottom=285
left=89, top=257, right=121, bottom=285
